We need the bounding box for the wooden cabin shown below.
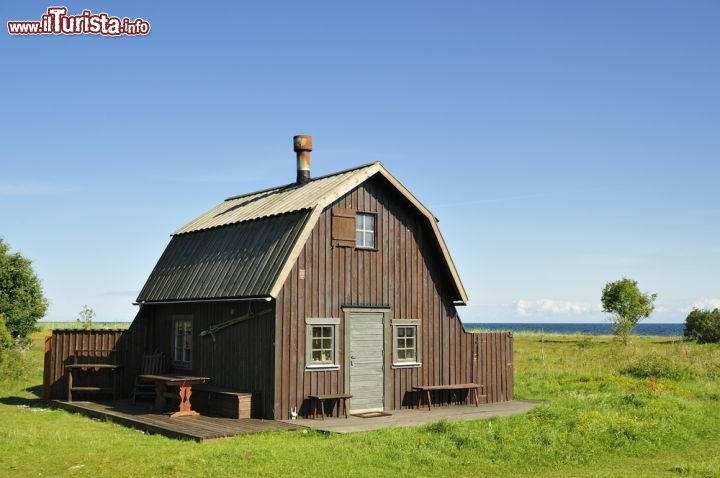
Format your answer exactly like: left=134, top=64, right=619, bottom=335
left=112, top=135, right=513, bottom=420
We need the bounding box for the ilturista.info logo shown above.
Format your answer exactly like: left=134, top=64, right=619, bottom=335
left=7, top=7, right=150, bottom=36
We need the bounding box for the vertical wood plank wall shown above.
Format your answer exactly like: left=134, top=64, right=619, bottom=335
left=274, top=176, right=514, bottom=419
left=43, top=311, right=151, bottom=400
left=43, top=329, right=126, bottom=400
left=145, top=301, right=275, bottom=418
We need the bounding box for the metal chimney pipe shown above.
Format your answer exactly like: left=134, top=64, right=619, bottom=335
left=293, top=134, right=312, bottom=185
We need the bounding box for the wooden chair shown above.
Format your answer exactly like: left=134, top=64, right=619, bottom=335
left=131, top=352, right=166, bottom=403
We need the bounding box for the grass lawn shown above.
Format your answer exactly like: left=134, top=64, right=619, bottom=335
left=1, top=331, right=719, bottom=477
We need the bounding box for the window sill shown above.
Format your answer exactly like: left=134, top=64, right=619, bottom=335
left=355, top=246, right=378, bottom=252
left=392, top=362, right=422, bottom=369
left=305, top=365, right=340, bottom=372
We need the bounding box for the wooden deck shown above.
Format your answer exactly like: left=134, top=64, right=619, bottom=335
left=282, top=400, right=541, bottom=434
left=53, top=400, right=299, bottom=442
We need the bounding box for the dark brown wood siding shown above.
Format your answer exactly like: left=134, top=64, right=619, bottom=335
left=273, top=175, right=514, bottom=419
left=43, top=329, right=127, bottom=401
left=144, top=301, right=276, bottom=418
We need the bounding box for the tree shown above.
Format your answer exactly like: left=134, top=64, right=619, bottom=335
left=75, top=305, right=96, bottom=330
left=601, top=277, right=656, bottom=345
left=684, top=308, right=720, bottom=343
left=0, top=238, right=48, bottom=341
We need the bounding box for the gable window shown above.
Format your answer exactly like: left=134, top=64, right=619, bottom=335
left=356, top=212, right=375, bottom=249
left=172, top=316, right=193, bottom=369
left=305, top=318, right=340, bottom=370
left=392, top=319, right=421, bottom=368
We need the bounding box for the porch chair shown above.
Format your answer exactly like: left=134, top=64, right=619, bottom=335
left=131, top=352, right=166, bottom=403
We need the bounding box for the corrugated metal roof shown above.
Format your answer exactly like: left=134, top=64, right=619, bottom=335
left=173, top=162, right=379, bottom=235
left=138, top=160, right=469, bottom=304
left=137, top=211, right=309, bottom=302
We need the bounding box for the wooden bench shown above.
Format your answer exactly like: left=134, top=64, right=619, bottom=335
left=307, top=393, right=352, bottom=419
left=191, top=384, right=255, bottom=419
left=412, top=383, right=486, bottom=411
left=65, top=350, right=120, bottom=402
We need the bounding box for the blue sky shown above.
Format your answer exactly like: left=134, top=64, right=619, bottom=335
left=1, top=1, right=718, bottom=324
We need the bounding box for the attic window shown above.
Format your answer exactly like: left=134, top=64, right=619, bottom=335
left=356, top=213, right=375, bottom=249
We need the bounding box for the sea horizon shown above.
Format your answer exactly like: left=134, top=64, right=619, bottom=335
left=464, top=322, right=685, bottom=336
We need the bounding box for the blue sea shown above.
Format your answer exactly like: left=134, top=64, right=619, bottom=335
left=464, top=323, right=684, bottom=337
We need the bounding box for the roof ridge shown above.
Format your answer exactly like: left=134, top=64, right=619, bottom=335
left=224, top=161, right=381, bottom=202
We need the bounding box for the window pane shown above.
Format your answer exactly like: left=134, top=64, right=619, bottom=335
left=366, top=214, right=374, bottom=230
left=398, top=327, right=405, bottom=337
left=312, top=350, right=322, bottom=362
left=365, top=232, right=373, bottom=247
left=356, top=231, right=363, bottom=245
left=312, top=339, right=321, bottom=349
left=405, top=348, right=415, bottom=359
left=356, top=214, right=363, bottom=230
left=312, top=327, right=322, bottom=338
left=398, top=349, right=406, bottom=359
left=322, top=326, right=332, bottom=337
left=322, top=338, right=332, bottom=349
left=405, top=327, right=414, bottom=338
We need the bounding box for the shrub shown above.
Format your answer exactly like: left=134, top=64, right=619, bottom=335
left=684, top=308, right=720, bottom=343
left=0, top=313, right=31, bottom=383
left=620, top=353, right=690, bottom=380
left=0, top=313, right=12, bottom=351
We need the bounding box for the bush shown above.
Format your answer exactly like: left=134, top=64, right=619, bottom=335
left=0, top=313, right=31, bottom=383
left=620, top=353, right=690, bottom=380
left=684, top=308, right=720, bottom=343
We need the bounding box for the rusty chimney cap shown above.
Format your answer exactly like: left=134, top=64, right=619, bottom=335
left=293, top=135, right=313, bottom=152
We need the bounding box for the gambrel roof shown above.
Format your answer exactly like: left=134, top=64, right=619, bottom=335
left=137, top=162, right=468, bottom=304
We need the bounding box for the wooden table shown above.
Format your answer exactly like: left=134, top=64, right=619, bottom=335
left=138, top=374, right=210, bottom=418
left=65, top=364, right=120, bottom=402
left=307, top=393, right=352, bottom=419
left=412, top=383, right=486, bottom=411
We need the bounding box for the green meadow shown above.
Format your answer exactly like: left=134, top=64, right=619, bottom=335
left=1, top=331, right=719, bottom=477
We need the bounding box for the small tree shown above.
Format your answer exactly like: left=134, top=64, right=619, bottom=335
left=601, top=277, right=656, bottom=345
left=0, top=238, right=48, bottom=342
left=75, top=305, right=96, bottom=330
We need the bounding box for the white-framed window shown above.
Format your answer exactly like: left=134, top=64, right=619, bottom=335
left=355, top=212, right=375, bottom=249
left=172, top=315, right=193, bottom=368
left=305, top=318, right=340, bottom=370
left=392, top=319, right=421, bottom=368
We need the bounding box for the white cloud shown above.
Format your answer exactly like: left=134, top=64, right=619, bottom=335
left=690, top=298, right=720, bottom=310
left=515, top=299, right=598, bottom=317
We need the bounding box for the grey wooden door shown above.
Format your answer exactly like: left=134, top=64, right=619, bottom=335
left=349, top=312, right=385, bottom=411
